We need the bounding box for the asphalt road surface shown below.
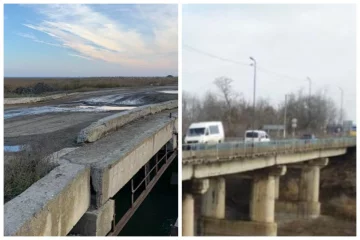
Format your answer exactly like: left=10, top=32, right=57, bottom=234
left=4, top=86, right=178, bottom=157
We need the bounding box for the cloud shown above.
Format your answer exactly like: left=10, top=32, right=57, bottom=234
left=19, top=4, right=177, bottom=70
left=68, top=53, right=93, bottom=60
left=17, top=32, right=63, bottom=47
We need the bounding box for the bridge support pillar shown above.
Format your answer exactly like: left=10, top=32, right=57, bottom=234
left=298, top=158, right=328, bottom=218
left=201, top=177, right=225, bottom=219
left=182, top=179, right=209, bottom=236
left=182, top=193, right=195, bottom=236
left=250, top=166, right=286, bottom=223
left=275, top=177, right=280, bottom=200
left=71, top=199, right=115, bottom=236
left=277, top=158, right=328, bottom=219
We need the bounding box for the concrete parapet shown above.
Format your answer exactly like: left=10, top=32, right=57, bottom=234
left=199, top=217, right=277, bottom=236
left=71, top=199, right=115, bottom=236
left=63, top=113, right=178, bottom=207
left=77, top=100, right=177, bottom=143
left=4, top=163, right=90, bottom=236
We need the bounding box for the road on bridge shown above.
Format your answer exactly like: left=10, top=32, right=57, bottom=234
left=4, top=85, right=178, bottom=159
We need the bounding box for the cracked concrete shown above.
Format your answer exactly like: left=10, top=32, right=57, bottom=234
left=4, top=163, right=91, bottom=236
left=63, top=109, right=178, bottom=207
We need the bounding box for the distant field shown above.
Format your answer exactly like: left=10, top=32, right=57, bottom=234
left=4, top=76, right=178, bottom=97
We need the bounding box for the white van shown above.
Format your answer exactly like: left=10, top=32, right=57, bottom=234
left=184, top=121, right=225, bottom=144
left=244, top=130, right=270, bottom=142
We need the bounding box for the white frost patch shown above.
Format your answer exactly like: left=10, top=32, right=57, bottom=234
left=4, top=105, right=135, bottom=119
left=158, top=90, right=178, bottom=94
left=82, top=94, right=120, bottom=104
left=79, top=106, right=136, bottom=111
left=117, top=98, right=144, bottom=105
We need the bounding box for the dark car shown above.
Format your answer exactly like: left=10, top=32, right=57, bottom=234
left=300, top=134, right=317, bottom=144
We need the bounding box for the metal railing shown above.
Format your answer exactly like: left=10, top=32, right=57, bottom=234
left=108, top=139, right=178, bottom=236
left=182, top=137, right=356, bottom=161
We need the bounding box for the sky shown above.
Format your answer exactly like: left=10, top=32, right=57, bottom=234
left=183, top=4, right=356, bottom=122
left=4, top=4, right=178, bottom=77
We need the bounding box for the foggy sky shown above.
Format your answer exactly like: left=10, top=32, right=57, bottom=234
left=183, top=4, right=356, bottom=122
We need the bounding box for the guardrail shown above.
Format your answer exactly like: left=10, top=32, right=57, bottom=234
left=182, top=137, right=356, bottom=161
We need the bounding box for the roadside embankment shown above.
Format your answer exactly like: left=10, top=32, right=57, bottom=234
left=4, top=92, right=79, bottom=105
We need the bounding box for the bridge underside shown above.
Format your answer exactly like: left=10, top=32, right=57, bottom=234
left=182, top=145, right=355, bottom=236
left=183, top=148, right=346, bottom=180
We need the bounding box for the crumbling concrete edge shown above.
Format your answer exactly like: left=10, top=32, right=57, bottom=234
left=4, top=163, right=91, bottom=236
left=77, top=100, right=178, bottom=143
left=86, top=117, right=178, bottom=207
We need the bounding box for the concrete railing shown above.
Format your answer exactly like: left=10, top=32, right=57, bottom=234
left=183, top=137, right=356, bottom=164
left=4, top=163, right=91, bottom=236
left=77, top=100, right=177, bottom=143
left=4, top=107, right=178, bottom=236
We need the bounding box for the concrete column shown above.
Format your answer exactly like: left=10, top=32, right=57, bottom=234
left=250, top=174, right=276, bottom=222
left=274, top=177, right=280, bottom=200
left=298, top=158, right=328, bottom=218
left=284, top=158, right=328, bottom=218
left=299, top=165, right=320, bottom=202
left=182, top=178, right=210, bottom=236
left=182, top=193, right=194, bottom=236
left=201, top=177, right=225, bottom=219
left=250, top=166, right=286, bottom=223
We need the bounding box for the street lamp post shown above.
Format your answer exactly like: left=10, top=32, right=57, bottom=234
left=249, top=57, right=256, bottom=129
left=306, top=77, right=312, bottom=97
left=292, top=118, right=298, bottom=137
left=283, top=94, right=288, bottom=138
left=306, top=77, right=312, bottom=131
left=250, top=57, right=256, bottom=147
left=338, top=87, right=344, bottom=134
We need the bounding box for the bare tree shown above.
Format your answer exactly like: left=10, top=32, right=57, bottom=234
left=213, top=76, right=239, bottom=109
left=182, top=84, right=340, bottom=139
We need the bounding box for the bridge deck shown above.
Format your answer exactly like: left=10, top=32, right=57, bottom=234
left=183, top=137, right=356, bottom=165
left=61, top=109, right=178, bottom=207
left=62, top=109, right=177, bottom=166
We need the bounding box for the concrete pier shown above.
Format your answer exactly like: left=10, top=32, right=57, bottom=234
left=201, top=177, right=225, bottom=219
left=182, top=178, right=210, bottom=236
left=277, top=158, right=328, bottom=219
left=275, top=177, right=280, bottom=200
left=250, top=166, right=286, bottom=223
left=182, top=193, right=195, bottom=236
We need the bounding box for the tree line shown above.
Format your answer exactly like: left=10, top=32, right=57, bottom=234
left=183, top=76, right=341, bottom=138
